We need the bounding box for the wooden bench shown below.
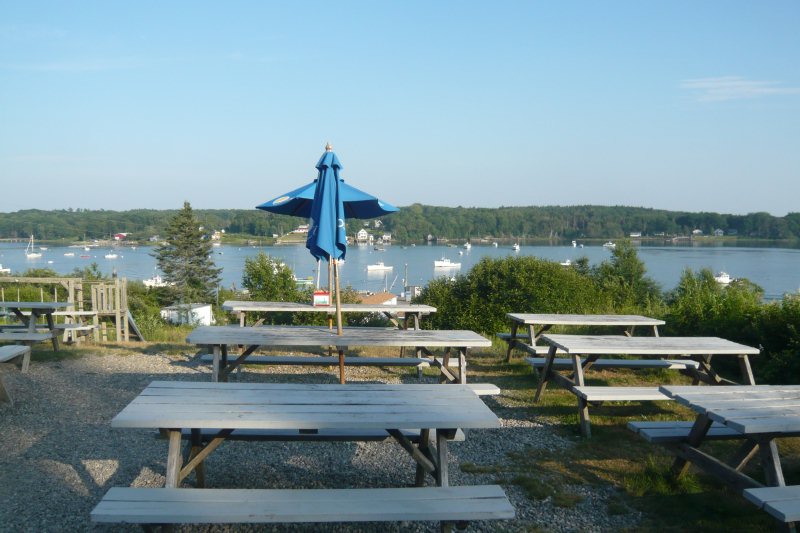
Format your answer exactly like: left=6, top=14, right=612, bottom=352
left=743, top=486, right=800, bottom=526
left=627, top=420, right=742, bottom=443
left=175, top=427, right=467, bottom=443
left=0, top=332, right=53, bottom=347
left=200, top=353, right=432, bottom=368
left=91, top=485, right=515, bottom=530
left=0, top=345, right=31, bottom=405
left=526, top=357, right=700, bottom=370
left=573, top=386, right=675, bottom=437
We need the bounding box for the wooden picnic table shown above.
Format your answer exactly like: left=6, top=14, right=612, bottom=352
left=0, top=301, right=71, bottom=351
left=534, top=334, right=760, bottom=437
left=659, top=385, right=800, bottom=490
left=92, top=381, right=513, bottom=530
left=502, top=313, right=665, bottom=361
left=187, top=325, right=492, bottom=384
left=222, top=300, right=437, bottom=330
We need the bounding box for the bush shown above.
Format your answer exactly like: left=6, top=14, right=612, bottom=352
left=418, top=256, right=610, bottom=334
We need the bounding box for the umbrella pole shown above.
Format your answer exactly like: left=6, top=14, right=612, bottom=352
left=334, top=260, right=344, bottom=384
left=316, top=259, right=321, bottom=289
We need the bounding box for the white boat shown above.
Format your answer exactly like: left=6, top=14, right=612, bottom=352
left=25, top=235, right=42, bottom=258
left=39, top=246, right=48, bottom=251
left=560, top=259, right=572, bottom=266
left=84, top=246, right=91, bottom=251
left=64, top=252, right=75, bottom=257
left=463, top=242, right=472, bottom=250
left=0, top=264, right=10, bottom=274
left=572, top=240, right=577, bottom=247
left=492, top=242, right=498, bottom=248
left=603, top=241, right=616, bottom=249
left=434, top=257, right=461, bottom=268
left=512, top=243, right=520, bottom=251
left=104, top=251, right=119, bottom=259
left=143, top=274, right=171, bottom=288
left=714, top=272, right=734, bottom=285
left=367, top=261, right=393, bottom=272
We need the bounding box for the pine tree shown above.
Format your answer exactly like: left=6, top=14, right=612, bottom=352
left=155, top=202, right=222, bottom=304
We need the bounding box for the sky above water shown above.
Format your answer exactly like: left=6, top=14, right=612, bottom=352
left=1, top=1, right=798, bottom=216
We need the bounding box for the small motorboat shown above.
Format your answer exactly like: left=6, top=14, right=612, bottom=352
left=63, top=252, right=75, bottom=257
left=602, top=241, right=616, bottom=249
left=560, top=259, right=572, bottom=266
left=434, top=257, right=461, bottom=268
left=512, top=243, right=520, bottom=251
left=463, top=242, right=472, bottom=250
left=0, top=264, right=10, bottom=274
left=571, top=240, right=577, bottom=247
left=367, top=261, right=393, bottom=272
left=104, top=251, right=119, bottom=259
left=714, top=272, right=734, bottom=285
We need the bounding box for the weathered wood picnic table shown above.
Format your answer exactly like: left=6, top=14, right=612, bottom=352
left=650, top=385, right=800, bottom=530
left=502, top=313, right=664, bottom=362
left=222, top=300, right=436, bottom=330
left=91, top=381, right=514, bottom=531
left=0, top=301, right=70, bottom=351
left=187, top=324, right=492, bottom=384
left=534, top=334, right=759, bottom=437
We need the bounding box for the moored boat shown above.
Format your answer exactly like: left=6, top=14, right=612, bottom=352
left=602, top=241, right=616, bottom=249
left=367, top=261, right=393, bottom=272
left=714, top=271, right=734, bottom=285
left=434, top=257, right=461, bottom=268
left=511, top=243, right=520, bottom=251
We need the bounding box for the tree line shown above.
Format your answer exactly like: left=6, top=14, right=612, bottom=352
left=1, top=205, right=799, bottom=242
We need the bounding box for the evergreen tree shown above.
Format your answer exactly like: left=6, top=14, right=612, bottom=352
left=154, top=202, right=222, bottom=304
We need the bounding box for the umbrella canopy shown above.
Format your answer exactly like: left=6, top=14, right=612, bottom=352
left=306, top=147, right=348, bottom=262
left=256, top=175, right=398, bottom=220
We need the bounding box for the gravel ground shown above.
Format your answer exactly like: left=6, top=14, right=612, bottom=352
left=0, top=350, right=642, bottom=532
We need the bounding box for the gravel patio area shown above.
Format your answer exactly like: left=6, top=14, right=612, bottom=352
left=0, top=350, right=642, bottom=532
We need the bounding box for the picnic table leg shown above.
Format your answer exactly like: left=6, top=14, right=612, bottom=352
left=338, top=348, right=345, bottom=384
left=653, top=325, right=660, bottom=337
left=505, top=322, right=518, bottom=362
left=189, top=429, right=206, bottom=488
left=165, top=429, right=183, bottom=488
left=533, top=344, right=557, bottom=402
left=44, top=311, right=59, bottom=351
left=729, top=439, right=760, bottom=472
left=759, top=438, right=786, bottom=487
left=457, top=348, right=467, bottom=384
left=415, top=429, right=431, bottom=486
left=671, top=413, right=713, bottom=477
left=238, top=311, right=246, bottom=327
left=738, top=354, right=756, bottom=385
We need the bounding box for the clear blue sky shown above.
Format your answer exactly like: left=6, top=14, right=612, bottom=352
left=1, top=1, right=798, bottom=215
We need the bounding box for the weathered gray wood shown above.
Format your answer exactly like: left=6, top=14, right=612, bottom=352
left=744, top=486, right=800, bottom=522
left=223, top=300, right=436, bottom=315
left=506, top=313, right=665, bottom=327
left=175, top=427, right=466, bottom=443
left=91, top=485, right=515, bottom=524
left=627, top=420, right=741, bottom=443
left=112, top=382, right=501, bottom=431
left=199, top=354, right=430, bottom=367
left=187, top=325, right=490, bottom=348
left=526, top=357, right=700, bottom=370
left=574, top=386, right=672, bottom=402
left=0, top=345, right=30, bottom=364
left=541, top=334, right=759, bottom=356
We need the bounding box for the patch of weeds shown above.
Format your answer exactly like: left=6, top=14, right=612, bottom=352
left=623, top=456, right=702, bottom=497
left=511, top=475, right=584, bottom=508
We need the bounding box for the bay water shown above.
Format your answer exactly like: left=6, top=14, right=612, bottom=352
left=1, top=241, right=798, bottom=301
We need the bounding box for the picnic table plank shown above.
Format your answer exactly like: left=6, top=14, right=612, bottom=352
left=541, top=334, right=759, bottom=355
left=506, top=313, right=665, bottom=326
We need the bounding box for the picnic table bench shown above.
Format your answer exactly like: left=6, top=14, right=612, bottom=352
left=222, top=300, right=436, bottom=330
left=91, top=381, right=514, bottom=531
left=0, top=345, right=31, bottom=405
left=0, top=301, right=71, bottom=351
left=188, top=325, right=491, bottom=384
left=501, top=313, right=664, bottom=362
left=534, top=335, right=759, bottom=437
left=647, top=385, right=800, bottom=531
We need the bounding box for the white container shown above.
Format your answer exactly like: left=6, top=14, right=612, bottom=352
left=160, top=303, right=213, bottom=326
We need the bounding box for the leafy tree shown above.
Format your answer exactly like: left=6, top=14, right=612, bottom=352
left=154, top=202, right=222, bottom=304
left=592, top=241, right=662, bottom=313
left=242, top=253, right=299, bottom=301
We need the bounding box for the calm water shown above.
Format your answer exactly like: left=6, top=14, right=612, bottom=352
left=1, top=242, right=799, bottom=300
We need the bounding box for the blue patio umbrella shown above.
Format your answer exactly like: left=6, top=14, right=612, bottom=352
left=256, top=144, right=398, bottom=382
left=256, top=176, right=398, bottom=220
